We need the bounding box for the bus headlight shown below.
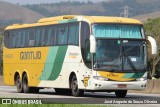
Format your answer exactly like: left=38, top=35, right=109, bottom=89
left=136, top=77, right=147, bottom=81
left=93, top=76, right=108, bottom=81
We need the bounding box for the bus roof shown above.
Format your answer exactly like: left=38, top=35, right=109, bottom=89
left=5, top=15, right=142, bottom=30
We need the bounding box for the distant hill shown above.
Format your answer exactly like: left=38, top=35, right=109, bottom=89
left=134, top=11, right=160, bottom=22
left=135, top=0, right=159, bottom=4
left=39, top=2, right=105, bottom=16
left=0, top=0, right=160, bottom=26
left=0, top=1, right=44, bottom=25
left=23, top=1, right=106, bottom=16
left=23, top=0, right=160, bottom=18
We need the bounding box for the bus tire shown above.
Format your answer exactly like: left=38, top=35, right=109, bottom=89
left=115, top=90, right=127, bottom=98
left=22, top=74, right=30, bottom=93
left=15, top=74, right=23, bottom=93
left=70, top=75, right=84, bottom=97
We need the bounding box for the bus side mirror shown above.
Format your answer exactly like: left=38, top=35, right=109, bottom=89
left=147, top=36, right=157, bottom=55
left=90, top=35, right=96, bottom=53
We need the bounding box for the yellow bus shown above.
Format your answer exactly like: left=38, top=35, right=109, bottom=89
left=3, top=15, right=157, bottom=97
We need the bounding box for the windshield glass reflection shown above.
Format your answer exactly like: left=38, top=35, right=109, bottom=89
left=94, top=39, right=147, bottom=72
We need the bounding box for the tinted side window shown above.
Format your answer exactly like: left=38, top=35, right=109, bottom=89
left=5, top=30, right=15, bottom=48
left=8, top=31, right=12, bottom=48
left=68, top=23, right=79, bottom=45
left=4, top=31, right=9, bottom=48
left=17, top=30, right=22, bottom=48
left=25, top=29, right=30, bottom=47
left=46, top=26, right=57, bottom=46
left=46, top=27, right=51, bottom=46
left=81, top=22, right=90, bottom=68
left=57, top=24, right=68, bottom=45
left=85, top=40, right=91, bottom=68
left=5, top=23, right=81, bottom=48
left=29, top=28, right=35, bottom=47
left=35, top=28, right=41, bottom=47
left=12, top=30, right=18, bottom=48
left=41, top=27, right=46, bottom=46
left=21, top=30, right=25, bottom=48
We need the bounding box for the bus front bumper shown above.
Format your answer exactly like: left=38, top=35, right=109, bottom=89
left=90, top=79, right=147, bottom=90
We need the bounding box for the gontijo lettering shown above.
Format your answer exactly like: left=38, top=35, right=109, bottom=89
left=20, top=51, right=41, bottom=60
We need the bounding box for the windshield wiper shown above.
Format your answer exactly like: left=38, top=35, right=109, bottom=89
left=122, top=51, right=137, bottom=73
left=94, top=47, right=138, bottom=73
left=108, top=47, right=138, bottom=73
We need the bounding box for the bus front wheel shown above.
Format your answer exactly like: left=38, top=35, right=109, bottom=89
left=70, top=75, right=84, bottom=97
left=15, top=74, right=23, bottom=93
left=115, top=90, right=127, bottom=98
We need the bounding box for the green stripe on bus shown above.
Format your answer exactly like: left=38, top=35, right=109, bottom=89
left=40, top=46, right=68, bottom=80
left=39, top=46, right=68, bottom=80
left=122, top=73, right=135, bottom=78
left=47, top=46, right=68, bottom=80
left=122, top=72, right=145, bottom=79
left=131, top=72, right=145, bottom=78
left=39, top=47, right=58, bottom=80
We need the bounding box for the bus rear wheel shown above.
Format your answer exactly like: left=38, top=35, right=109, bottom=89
left=22, top=74, right=30, bottom=93
left=115, top=90, right=127, bottom=98
left=22, top=74, right=39, bottom=93
left=70, top=75, right=84, bottom=97
left=15, top=75, right=23, bottom=93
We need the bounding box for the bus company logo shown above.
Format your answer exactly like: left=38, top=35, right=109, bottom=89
left=69, top=52, right=79, bottom=58
left=83, top=77, right=90, bottom=87
left=2, top=99, right=11, bottom=104
left=20, top=51, right=41, bottom=60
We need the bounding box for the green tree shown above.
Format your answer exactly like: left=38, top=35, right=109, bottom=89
left=0, top=26, right=4, bottom=75
left=144, top=17, right=160, bottom=78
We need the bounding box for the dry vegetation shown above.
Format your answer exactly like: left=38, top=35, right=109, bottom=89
left=134, top=11, right=160, bottom=22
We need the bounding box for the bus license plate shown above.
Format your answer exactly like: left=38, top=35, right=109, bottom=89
left=118, top=84, right=127, bottom=88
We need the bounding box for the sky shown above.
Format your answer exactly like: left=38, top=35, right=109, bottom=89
left=3, top=0, right=112, bottom=5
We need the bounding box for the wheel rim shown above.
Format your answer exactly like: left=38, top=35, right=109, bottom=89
left=71, top=78, right=78, bottom=93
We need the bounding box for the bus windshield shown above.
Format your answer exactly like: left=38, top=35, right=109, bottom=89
left=92, top=23, right=147, bottom=72
left=94, top=39, right=147, bottom=72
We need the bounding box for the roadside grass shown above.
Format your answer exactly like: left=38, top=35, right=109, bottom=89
left=0, top=104, right=115, bottom=107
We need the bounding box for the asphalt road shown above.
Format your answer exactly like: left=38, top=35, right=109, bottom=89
left=0, top=86, right=160, bottom=107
